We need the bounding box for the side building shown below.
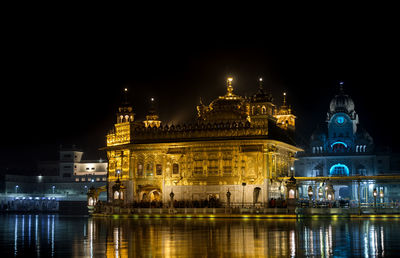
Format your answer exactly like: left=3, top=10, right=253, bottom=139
left=295, top=83, right=400, bottom=204
left=101, top=77, right=302, bottom=207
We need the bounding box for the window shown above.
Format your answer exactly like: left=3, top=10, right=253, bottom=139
left=102, top=177, right=107, bottom=181
left=172, top=163, right=179, bottom=174
left=96, top=178, right=100, bottom=181
left=223, top=159, right=232, bottom=175
left=75, top=178, right=79, bottom=182
left=329, top=164, right=349, bottom=176
left=137, top=164, right=143, bottom=176
left=156, top=164, right=162, bottom=175
left=261, top=106, right=266, bottom=114
left=91, top=167, right=95, bottom=170
left=331, top=142, right=348, bottom=152
left=146, top=163, right=153, bottom=176
left=81, top=177, right=86, bottom=181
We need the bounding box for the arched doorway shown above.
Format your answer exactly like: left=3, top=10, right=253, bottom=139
left=149, top=190, right=161, bottom=201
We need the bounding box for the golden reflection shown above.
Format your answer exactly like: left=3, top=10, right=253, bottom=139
left=4, top=215, right=398, bottom=257
left=67, top=218, right=400, bottom=257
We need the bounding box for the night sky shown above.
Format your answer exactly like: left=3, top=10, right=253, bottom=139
left=1, top=12, right=399, bottom=171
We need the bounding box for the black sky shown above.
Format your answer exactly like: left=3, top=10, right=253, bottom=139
left=1, top=10, right=399, bottom=169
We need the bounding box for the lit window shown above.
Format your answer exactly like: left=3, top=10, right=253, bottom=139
left=172, top=163, right=179, bottom=174
left=156, top=164, right=162, bottom=175
left=137, top=164, right=143, bottom=176
left=329, top=164, right=349, bottom=176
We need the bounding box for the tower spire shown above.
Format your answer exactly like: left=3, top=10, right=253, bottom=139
left=283, top=92, right=287, bottom=107
left=258, top=77, right=263, bottom=90
left=339, top=81, right=344, bottom=93
left=123, top=87, right=129, bottom=104
left=227, top=77, right=233, bottom=96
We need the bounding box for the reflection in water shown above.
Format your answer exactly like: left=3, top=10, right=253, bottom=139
left=1, top=215, right=399, bottom=257
left=85, top=218, right=398, bottom=257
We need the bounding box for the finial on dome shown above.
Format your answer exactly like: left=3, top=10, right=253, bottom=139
left=258, top=77, right=263, bottom=89
left=227, top=77, right=233, bottom=96
left=283, top=92, right=287, bottom=106
left=339, top=81, right=344, bottom=93
left=123, top=87, right=129, bottom=104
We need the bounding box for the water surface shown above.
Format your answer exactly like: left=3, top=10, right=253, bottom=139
left=1, top=214, right=399, bottom=257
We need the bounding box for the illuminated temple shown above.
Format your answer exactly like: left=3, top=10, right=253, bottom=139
left=101, top=78, right=301, bottom=206
left=294, top=83, right=400, bottom=204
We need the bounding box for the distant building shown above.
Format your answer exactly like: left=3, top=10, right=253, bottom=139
left=295, top=83, right=400, bottom=203
left=1, top=146, right=108, bottom=211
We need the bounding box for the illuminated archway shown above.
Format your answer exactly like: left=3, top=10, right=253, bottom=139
left=331, top=141, right=348, bottom=152
left=329, top=163, right=349, bottom=176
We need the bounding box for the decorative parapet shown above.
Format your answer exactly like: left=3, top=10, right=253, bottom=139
left=131, top=121, right=268, bottom=143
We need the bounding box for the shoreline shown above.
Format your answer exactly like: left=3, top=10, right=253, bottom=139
left=90, top=213, right=400, bottom=219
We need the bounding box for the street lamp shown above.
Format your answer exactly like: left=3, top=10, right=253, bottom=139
left=308, top=186, right=313, bottom=207
left=15, top=185, right=19, bottom=194
left=226, top=189, right=231, bottom=210
left=380, top=189, right=384, bottom=207
left=169, top=190, right=175, bottom=209
left=373, top=188, right=377, bottom=211
left=318, top=187, right=323, bottom=200
left=52, top=185, right=55, bottom=194
left=242, top=182, right=246, bottom=208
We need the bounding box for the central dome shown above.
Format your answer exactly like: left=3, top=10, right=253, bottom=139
left=329, top=88, right=355, bottom=113
left=197, top=78, right=250, bottom=123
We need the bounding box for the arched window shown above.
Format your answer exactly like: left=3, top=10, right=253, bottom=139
left=331, top=142, right=348, bottom=152
left=261, top=106, right=266, bottom=114
left=329, top=164, right=349, bottom=176
left=289, top=189, right=295, bottom=199
left=114, top=191, right=120, bottom=199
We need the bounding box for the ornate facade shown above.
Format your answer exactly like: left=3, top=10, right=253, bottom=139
left=103, top=78, right=301, bottom=206
left=295, top=83, right=400, bottom=203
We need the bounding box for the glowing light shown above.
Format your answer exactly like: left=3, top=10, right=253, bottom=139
left=336, top=116, right=345, bottom=124
left=329, top=163, right=350, bottom=176
left=150, top=97, right=154, bottom=102
left=259, top=77, right=263, bottom=82
left=227, top=77, right=233, bottom=82
left=330, top=141, right=348, bottom=148
left=124, top=88, right=128, bottom=92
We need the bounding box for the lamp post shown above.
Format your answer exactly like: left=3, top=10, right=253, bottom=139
left=169, top=190, right=175, bottom=209
left=380, top=189, right=384, bottom=208
left=242, top=182, right=246, bottom=208
left=318, top=187, right=323, bottom=201
left=226, top=189, right=231, bottom=210
left=373, top=188, right=377, bottom=212
left=52, top=185, right=55, bottom=194
left=15, top=185, right=19, bottom=194
left=308, top=186, right=313, bottom=208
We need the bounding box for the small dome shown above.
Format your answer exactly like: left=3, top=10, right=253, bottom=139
left=329, top=93, right=355, bottom=113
